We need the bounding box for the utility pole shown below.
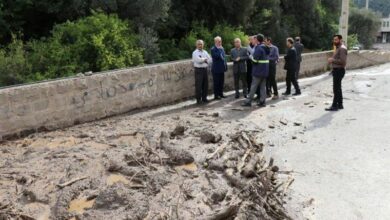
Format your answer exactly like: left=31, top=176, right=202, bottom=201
left=339, top=0, right=350, bottom=45
left=365, top=0, right=369, bottom=9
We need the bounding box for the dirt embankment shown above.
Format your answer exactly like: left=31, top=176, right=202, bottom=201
left=0, top=108, right=295, bottom=220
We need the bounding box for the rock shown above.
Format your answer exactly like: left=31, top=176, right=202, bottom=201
left=84, top=71, right=93, bottom=76
left=16, top=176, right=28, bottom=185
left=212, top=112, right=220, bottom=117
left=271, top=166, right=279, bottom=172
left=279, top=119, right=288, bottom=125
left=268, top=125, right=275, bottom=129
left=106, top=160, right=122, bottom=172
left=211, top=189, right=228, bottom=204
left=293, top=122, right=302, bottom=126
left=172, top=116, right=180, bottom=120
left=170, top=125, right=185, bottom=138
left=200, top=131, right=222, bottom=144
left=93, top=187, right=128, bottom=210
left=292, top=136, right=297, bottom=140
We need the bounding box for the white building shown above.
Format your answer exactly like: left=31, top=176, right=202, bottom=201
left=378, top=16, right=390, bottom=43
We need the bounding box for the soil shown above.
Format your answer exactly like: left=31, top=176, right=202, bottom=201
left=0, top=101, right=295, bottom=220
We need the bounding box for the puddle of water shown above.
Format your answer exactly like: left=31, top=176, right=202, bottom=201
left=175, top=163, right=198, bottom=172
left=107, top=174, right=130, bottom=186
left=68, top=197, right=95, bottom=214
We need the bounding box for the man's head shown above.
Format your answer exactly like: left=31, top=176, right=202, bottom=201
left=333, top=34, right=342, bottom=47
left=286, top=37, right=294, bottom=48
left=234, top=38, right=242, bottom=48
left=196, top=39, right=204, bottom=50
left=295, top=37, right=301, bottom=43
left=265, top=37, right=272, bottom=46
left=214, top=36, right=222, bottom=47
left=256, top=34, right=265, bottom=44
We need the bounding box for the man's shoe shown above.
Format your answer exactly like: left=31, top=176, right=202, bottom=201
left=196, top=100, right=202, bottom=105
left=282, top=92, right=290, bottom=96
left=244, top=95, right=248, bottom=99
left=235, top=94, right=240, bottom=99
left=221, top=95, right=227, bottom=99
left=257, top=102, right=266, bottom=107
left=214, top=96, right=221, bottom=100
left=325, top=106, right=338, bottom=111
left=272, top=95, right=279, bottom=100
left=338, top=105, right=344, bottom=110
left=202, top=99, right=209, bottom=104
left=241, top=102, right=252, bottom=107
left=267, top=94, right=272, bottom=98
left=293, top=92, right=301, bottom=96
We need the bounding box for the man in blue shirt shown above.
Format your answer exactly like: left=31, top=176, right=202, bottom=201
left=211, top=36, right=228, bottom=100
left=265, top=37, right=280, bottom=100
left=242, top=34, right=270, bottom=107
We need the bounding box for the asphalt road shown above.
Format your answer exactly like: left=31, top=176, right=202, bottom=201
left=259, top=63, right=390, bottom=220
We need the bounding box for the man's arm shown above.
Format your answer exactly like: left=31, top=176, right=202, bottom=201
left=211, top=47, right=222, bottom=60
left=240, top=48, right=249, bottom=61
left=230, top=49, right=237, bottom=61
left=332, top=48, right=347, bottom=66
left=192, top=51, right=208, bottom=64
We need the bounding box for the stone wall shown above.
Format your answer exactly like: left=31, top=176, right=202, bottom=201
left=1, top=50, right=390, bottom=139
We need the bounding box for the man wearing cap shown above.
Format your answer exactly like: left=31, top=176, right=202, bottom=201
left=242, top=34, right=269, bottom=107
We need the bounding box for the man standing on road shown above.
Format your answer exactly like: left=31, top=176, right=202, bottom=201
left=242, top=34, right=269, bottom=107
left=211, top=36, right=228, bottom=100
left=192, top=39, right=212, bottom=105
left=283, top=38, right=301, bottom=96
left=294, top=37, right=304, bottom=79
left=231, top=38, right=249, bottom=99
left=265, top=37, right=280, bottom=100
left=326, top=34, right=348, bottom=111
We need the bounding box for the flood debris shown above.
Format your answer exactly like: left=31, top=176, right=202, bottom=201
left=0, top=109, right=294, bottom=220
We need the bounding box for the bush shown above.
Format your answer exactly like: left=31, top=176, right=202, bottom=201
left=0, top=38, right=31, bottom=86
left=347, top=34, right=359, bottom=50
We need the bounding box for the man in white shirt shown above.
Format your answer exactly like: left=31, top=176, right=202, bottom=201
left=192, top=39, right=212, bottom=104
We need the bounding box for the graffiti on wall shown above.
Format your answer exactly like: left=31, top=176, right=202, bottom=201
left=70, top=63, right=194, bottom=108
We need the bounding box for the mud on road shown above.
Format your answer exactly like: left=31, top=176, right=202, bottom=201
left=0, top=103, right=295, bottom=220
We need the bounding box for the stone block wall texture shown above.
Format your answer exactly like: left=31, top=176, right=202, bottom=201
left=1, top=50, right=390, bottom=139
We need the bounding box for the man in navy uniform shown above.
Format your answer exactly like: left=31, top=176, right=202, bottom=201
left=211, top=36, right=228, bottom=100
left=242, top=34, right=270, bottom=107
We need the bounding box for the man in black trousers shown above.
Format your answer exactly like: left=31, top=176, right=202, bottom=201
left=326, top=34, right=348, bottom=111
left=283, top=38, right=301, bottom=96
left=294, top=37, right=304, bottom=79
left=192, top=39, right=212, bottom=105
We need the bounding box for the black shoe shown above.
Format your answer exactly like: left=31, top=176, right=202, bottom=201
left=267, top=94, right=272, bottom=98
left=220, top=95, right=227, bottom=99
left=214, top=96, right=221, bottom=100
left=196, top=100, right=202, bottom=105
left=241, top=102, right=251, bottom=107
left=257, top=102, right=266, bottom=107
left=202, top=99, right=209, bottom=104
left=235, top=94, right=240, bottom=99
left=244, top=95, right=248, bottom=98
left=282, top=92, right=291, bottom=96
left=338, top=105, right=344, bottom=110
left=293, top=92, right=301, bottom=96
left=325, top=106, right=338, bottom=111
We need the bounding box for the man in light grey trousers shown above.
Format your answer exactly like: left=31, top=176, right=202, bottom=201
left=231, top=38, right=249, bottom=98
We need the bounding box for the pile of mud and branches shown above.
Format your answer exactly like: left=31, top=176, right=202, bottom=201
left=0, top=112, right=294, bottom=220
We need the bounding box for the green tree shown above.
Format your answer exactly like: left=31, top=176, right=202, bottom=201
left=349, top=8, right=381, bottom=48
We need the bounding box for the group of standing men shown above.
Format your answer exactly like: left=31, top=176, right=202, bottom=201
left=192, top=34, right=347, bottom=111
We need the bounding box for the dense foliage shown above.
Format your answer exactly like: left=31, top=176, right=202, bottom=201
left=354, top=0, right=390, bottom=17
left=349, top=8, right=381, bottom=49
left=0, top=0, right=387, bottom=86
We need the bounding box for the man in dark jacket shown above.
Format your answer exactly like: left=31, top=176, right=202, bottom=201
left=242, top=34, right=269, bottom=107
left=211, top=36, right=228, bottom=100
left=265, top=36, right=280, bottom=100
left=294, top=37, right=304, bottom=79
left=231, top=38, right=249, bottom=98
left=283, top=38, right=301, bottom=96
